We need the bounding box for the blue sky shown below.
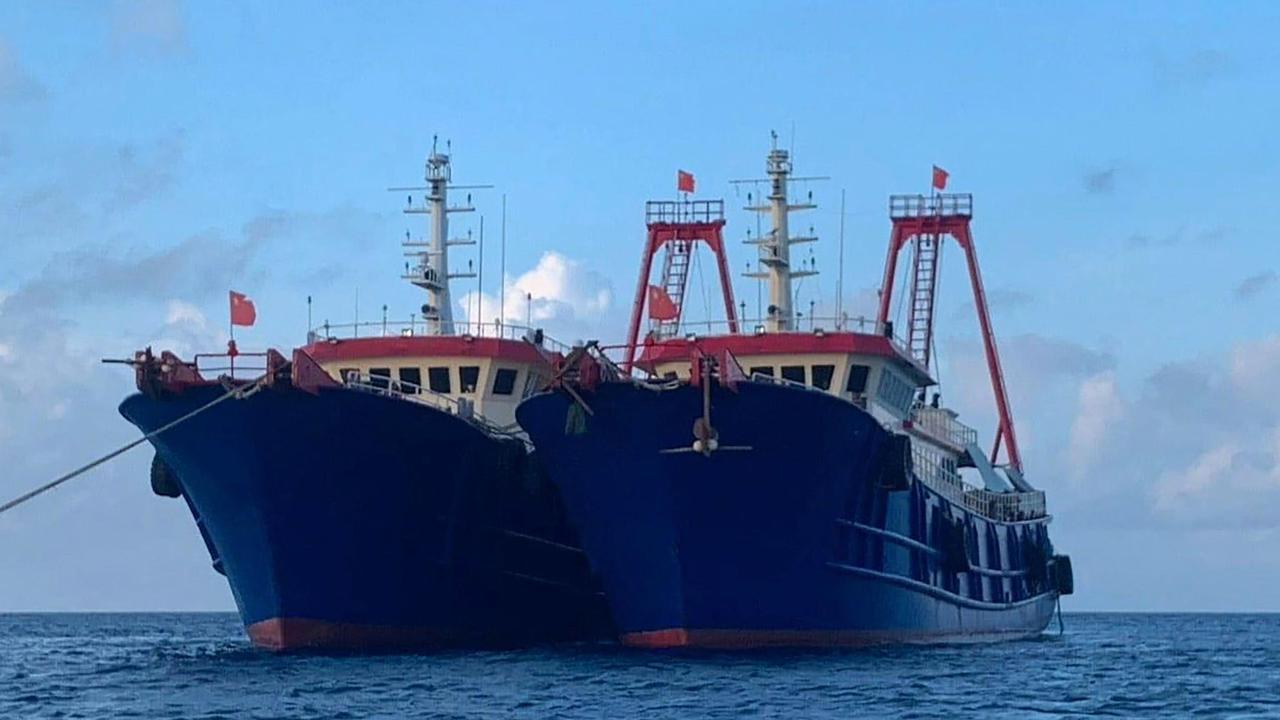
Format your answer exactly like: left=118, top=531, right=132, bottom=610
left=1, top=1, right=1278, bottom=611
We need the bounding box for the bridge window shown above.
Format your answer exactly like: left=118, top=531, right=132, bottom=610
left=428, top=367, right=451, bottom=393
left=492, top=368, right=518, bottom=396
left=749, top=366, right=774, bottom=377
left=846, top=364, right=870, bottom=394
left=369, top=367, right=391, bottom=390
left=398, top=367, right=421, bottom=392
left=522, top=371, right=544, bottom=398
left=781, top=365, right=806, bottom=384
left=811, top=364, right=835, bottom=390
left=876, top=368, right=914, bottom=415
left=339, top=367, right=358, bottom=383
left=459, top=365, right=480, bottom=394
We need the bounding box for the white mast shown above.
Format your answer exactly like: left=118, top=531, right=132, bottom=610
left=739, top=132, right=821, bottom=333
left=398, top=137, right=481, bottom=336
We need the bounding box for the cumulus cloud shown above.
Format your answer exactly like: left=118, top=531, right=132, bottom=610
left=1068, top=371, right=1125, bottom=479
left=457, top=251, right=614, bottom=342
left=148, top=300, right=227, bottom=358
left=1234, top=270, right=1277, bottom=302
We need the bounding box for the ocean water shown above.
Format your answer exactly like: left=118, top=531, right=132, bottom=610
left=1, top=613, right=1277, bottom=719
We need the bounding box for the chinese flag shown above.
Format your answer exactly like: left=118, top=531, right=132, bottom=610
left=647, top=285, right=678, bottom=321
left=932, top=165, right=949, bottom=191
left=229, top=291, right=257, bottom=327
left=677, top=170, right=695, bottom=194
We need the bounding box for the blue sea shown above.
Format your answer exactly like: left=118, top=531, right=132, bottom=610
left=1, top=613, right=1277, bottom=719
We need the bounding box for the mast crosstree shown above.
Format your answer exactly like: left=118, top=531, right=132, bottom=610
left=734, top=133, right=826, bottom=333
left=393, top=137, right=490, bottom=336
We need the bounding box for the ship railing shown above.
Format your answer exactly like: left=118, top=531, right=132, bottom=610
left=645, top=199, right=725, bottom=224
left=307, top=320, right=571, bottom=355
left=747, top=371, right=825, bottom=393
left=341, top=372, right=518, bottom=437
left=909, top=405, right=979, bottom=449
left=911, top=446, right=1046, bottom=522
left=659, top=315, right=911, bottom=350
left=192, top=352, right=270, bottom=380
left=888, top=193, right=973, bottom=219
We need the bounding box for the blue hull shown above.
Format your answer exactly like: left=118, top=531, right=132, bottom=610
left=516, top=382, right=1058, bottom=648
left=120, top=384, right=610, bottom=650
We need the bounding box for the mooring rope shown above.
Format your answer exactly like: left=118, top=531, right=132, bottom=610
left=0, top=374, right=269, bottom=517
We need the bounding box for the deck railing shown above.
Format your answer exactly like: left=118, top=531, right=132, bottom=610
left=910, top=405, right=979, bottom=449
left=307, top=320, right=571, bottom=355
left=911, top=446, right=1046, bottom=522
left=653, top=315, right=913, bottom=354
left=341, top=372, right=519, bottom=437
left=192, top=351, right=269, bottom=380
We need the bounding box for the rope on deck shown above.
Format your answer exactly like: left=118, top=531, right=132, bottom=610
left=0, top=374, right=270, bottom=517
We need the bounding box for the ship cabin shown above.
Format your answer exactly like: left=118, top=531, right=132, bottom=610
left=634, top=325, right=1041, bottom=520
left=302, top=323, right=563, bottom=430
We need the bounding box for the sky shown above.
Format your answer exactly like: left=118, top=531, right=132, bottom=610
left=1, top=1, right=1278, bottom=612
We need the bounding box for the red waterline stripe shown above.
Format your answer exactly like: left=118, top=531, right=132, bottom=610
left=246, top=617, right=460, bottom=652
left=620, top=627, right=1037, bottom=649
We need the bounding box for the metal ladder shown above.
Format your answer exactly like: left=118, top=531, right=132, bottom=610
left=907, top=234, right=940, bottom=366
left=656, top=240, right=692, bottom=337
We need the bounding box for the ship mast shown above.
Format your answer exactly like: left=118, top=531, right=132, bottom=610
left=736, top=133, right=823, bottom=333
left=396, top=137, right=483, bottom=336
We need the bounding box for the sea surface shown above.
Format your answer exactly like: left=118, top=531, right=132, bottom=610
left=1, top=613, right=1277, bottom=719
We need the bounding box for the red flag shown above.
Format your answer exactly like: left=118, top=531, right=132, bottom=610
left=647, top=285, right=678, bottom=321
left=229, top=291, right=257, bottom=327
left=932, top=165, right=949, bottom=191
left=677, top=170, right=695, bottom=194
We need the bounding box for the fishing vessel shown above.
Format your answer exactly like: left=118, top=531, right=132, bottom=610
left=117, top=145, right=609, bottom=650
left=516, top=141, right=1073, bottom=648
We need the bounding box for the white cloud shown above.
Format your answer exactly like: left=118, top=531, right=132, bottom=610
left=1229, top=335, right=1280, bottom=393
left=165, top=299, right=207, bottom=328
left=1068, top=371, right=1125, bottom=480
left=1152, top=438, right=1280, bottom=527
left=457, top=251, right=614, bottom=342
left=149, top=299, right=225, bottom=358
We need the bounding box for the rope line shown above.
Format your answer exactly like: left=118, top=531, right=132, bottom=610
left=0, top=374, right=268, bottom=517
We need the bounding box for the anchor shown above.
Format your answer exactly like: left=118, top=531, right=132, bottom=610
left=660, top=353, right=751, bottom=456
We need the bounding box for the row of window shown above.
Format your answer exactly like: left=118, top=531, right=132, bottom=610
left=346, top=365, right=521, bottom=396
left=746, top=363, right=872, bottom=394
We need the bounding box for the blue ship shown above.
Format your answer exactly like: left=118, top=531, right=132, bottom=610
left=117, top=146, right=609, bottom=650
left=516, top=144, right=1072, bottom=648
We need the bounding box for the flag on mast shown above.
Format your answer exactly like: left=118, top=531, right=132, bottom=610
left=647, top=285, right=678, bottom=321
left=931, top=165, right=949, bottom=191
left=677, top=170, right=695, bottom=194
left=229, top=291, right=257, bottom=327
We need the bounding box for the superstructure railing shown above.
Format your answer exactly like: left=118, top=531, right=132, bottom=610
left=912, top=446, right=1046, bottom=522
left=910, top=405, right=979, bottom=449
left=659, top=315, right=913, bottom=353
left=341, top=372, right=522, bottom=438
left=307, top=320, right=571, bottom=355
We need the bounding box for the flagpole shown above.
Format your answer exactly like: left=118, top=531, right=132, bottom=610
left=499, top=194, right=506, bottom=327
left=837, top=188, right=846, bottom=331
left=228, top=294, right=235, bottom=378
